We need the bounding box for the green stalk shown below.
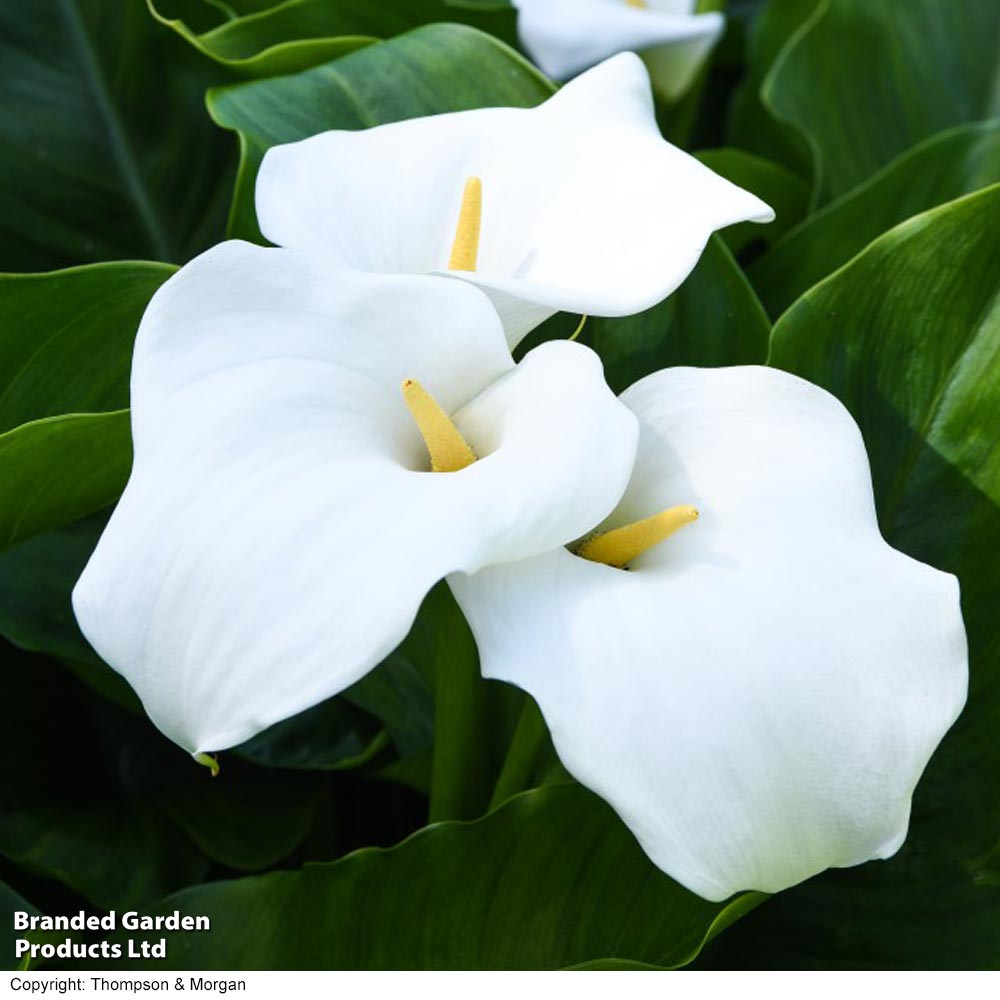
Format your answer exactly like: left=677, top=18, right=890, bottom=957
left=488, top=697, right=548, bottom=812
left=427, top=585, right=493, bottom=822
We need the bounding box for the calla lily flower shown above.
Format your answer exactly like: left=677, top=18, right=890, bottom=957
left=513, top=0, right=726, bottom=100
left=449, top=366, right=968, bottom=900
left=254, top=53, right=772, bottom=348
left=72, top=240, right=638, bottom=756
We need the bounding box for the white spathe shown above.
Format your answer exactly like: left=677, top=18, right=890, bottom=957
left=255, top=53, right=772, bottom=349
left=72, top=241, right=638, bottom=755
left=449, top=366, right=968, bottom=901
left=514, top=0, right=725, bottom=100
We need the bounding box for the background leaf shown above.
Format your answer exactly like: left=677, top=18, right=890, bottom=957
left=0, top=0, right=233, bottom=270
left=0, top=411, right=131, bottom=551
left=2, top=880, right=41, bottom=971
left=724, top=0, right=820, bottom=178
left=763, top=0, right=1000, bottom=202
left=0, top=263, right=170, bottom=550
left=0, top=647, right=210, bottom=911
left=154, top=768, right=321, bottom=872
left=0, top=513, right=138, bottom=709
left=96, top=784, right=763, bottom=970
left=749, top=120, right=1000, bottom=318
left=234, top=697, right=387, bottom=772
left=149, top=0, right=518, bottom=78
left=0, top=264, right=171, bottom=430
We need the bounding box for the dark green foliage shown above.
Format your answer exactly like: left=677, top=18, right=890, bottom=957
left=2, top=0, right=999, bottom=972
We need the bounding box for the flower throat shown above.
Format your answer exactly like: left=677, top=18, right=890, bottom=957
left=400, top=177, right=698, bottom=568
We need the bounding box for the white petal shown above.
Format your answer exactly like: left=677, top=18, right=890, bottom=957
left=256, top=54, right=772, bottom=348
left=514, top=0, right=724, bottom=98
left=450, top=366, right=968, bottom=900
left=73, top=241, right=637, bottom=755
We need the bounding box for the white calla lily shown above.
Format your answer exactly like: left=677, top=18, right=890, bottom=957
left=449, top=366, right=968, bottom=901
left=513, top=0, right=726, bottom=100
left=72, top=241, right=638, bottom=756
left=255, top=53, right=773, bottom=348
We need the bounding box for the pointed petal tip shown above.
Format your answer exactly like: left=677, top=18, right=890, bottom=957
left=751, top=196, right=777, bottom=224
left=552, top=49, right=654, bottom=104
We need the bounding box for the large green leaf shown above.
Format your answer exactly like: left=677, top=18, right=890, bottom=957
left=763, top=0, right=1000, bottom=202
left=0, top=0, right=233, bottom=270
left=99, top=784, right=762, bottom=970
left=750, top=121, right=1000, bottom=318
left=0, top=263, right=169, bottom=550
left=701, top=186, right=1000, bottom=968
left=207, top=23, right=553, bottom=241
left=149, top=0, right=518, bottom=78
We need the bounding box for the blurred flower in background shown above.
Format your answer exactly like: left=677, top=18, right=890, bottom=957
left=513, top=0, right=725, bottom=100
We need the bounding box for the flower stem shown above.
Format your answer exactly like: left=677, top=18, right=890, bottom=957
left=488, top=696, right=548, bottom=812
left=427, top=585, right=493, bottom=822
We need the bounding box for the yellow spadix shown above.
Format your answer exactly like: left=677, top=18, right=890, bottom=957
left=402, top=379, right=477, bottom=473
left=578, top=505, right=698, bottom=568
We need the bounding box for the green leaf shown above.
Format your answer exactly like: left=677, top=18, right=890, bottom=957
left=750, top=121, right=1000, bottom=318
left=565, top=892, right=764, bottom=970
left=155, top=768, right=321, bottom=872
left=234, top=697, right=387, bottom=771
left=422, top=584, right=492, bottom=822
left=0, top=411, right=131, bottom=551
left=725, top=0, right=820, bottom=179
left=344, top=654, right=434, bottom=760
left=763, top=0, right=1000, bottom=202
left=149, top=0, right=519, bottom=78
left=0, top=264, right=172, bottom=433
left=0, top=263, right=169, bottom=550
left=565, top=959, right=665, bottom=970
left=0, top=513, right=139, bottom=711
left=694, top=148, right=811, bottom=254
left=703, top=185, right=1000, bottom=968
left=2, top=880, right=42, bottom=971
left=0, top=879, right=80, bottom=971
left=207, top=23, right=553, bottom=241
left=0, top=0, right=233, bottom=270
left=211, top=0, right=287, bottom=17
left=0, top=647, right=210, bottom=911
left=584, top=235, right=772, bottom=395
left=147, top=0, right=371, bottom=78
left=102, top=784, right=763, bottom=970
